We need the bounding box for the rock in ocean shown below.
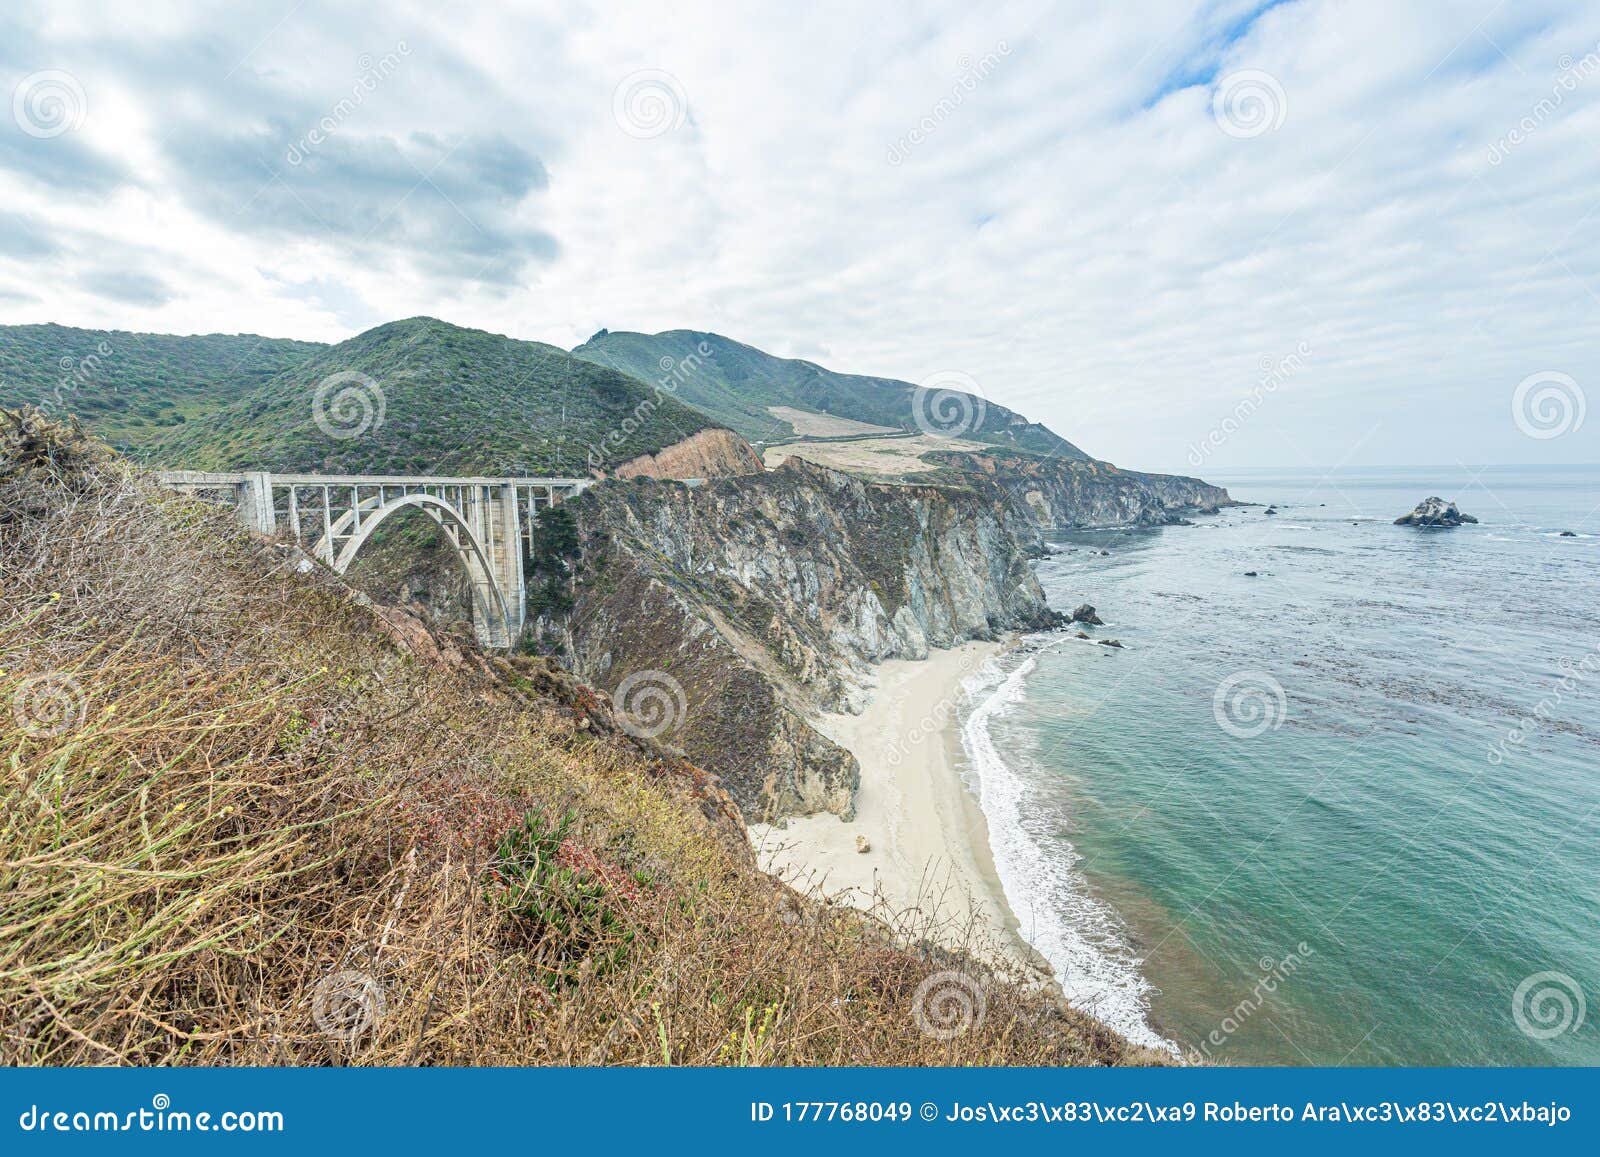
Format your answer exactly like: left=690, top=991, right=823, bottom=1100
left=1395, top=496, right=1478, bottom=528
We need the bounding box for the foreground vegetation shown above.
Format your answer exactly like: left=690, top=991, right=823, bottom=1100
left=0, top=411, right=1156, bottom=1066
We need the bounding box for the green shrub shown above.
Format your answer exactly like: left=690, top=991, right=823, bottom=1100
left=485, top=809, right=634, bottom=983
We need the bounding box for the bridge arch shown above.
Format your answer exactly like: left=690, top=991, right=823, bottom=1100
left=319, top=491, right=517, bottom=648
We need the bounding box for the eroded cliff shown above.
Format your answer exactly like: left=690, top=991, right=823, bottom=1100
left=611, top=427, right=764, bottom=480
left=560, top=458, right=1059, bottom=822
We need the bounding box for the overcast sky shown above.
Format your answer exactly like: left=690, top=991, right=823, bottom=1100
left=3, top=0, right=1598, bottom=470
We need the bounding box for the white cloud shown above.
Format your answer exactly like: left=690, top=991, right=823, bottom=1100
left=2, top=0, right=1598, bottom=468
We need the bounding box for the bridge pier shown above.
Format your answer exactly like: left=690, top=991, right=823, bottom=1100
left=237, top=471, right=277, bottom=536
left=156, top=470, right=591, bottom=651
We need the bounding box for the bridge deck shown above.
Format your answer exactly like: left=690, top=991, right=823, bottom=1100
left=157, top=471, right=593, bottom=488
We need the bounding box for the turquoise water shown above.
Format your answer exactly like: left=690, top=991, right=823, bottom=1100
left=962, top=465, right=1600, bottom=1065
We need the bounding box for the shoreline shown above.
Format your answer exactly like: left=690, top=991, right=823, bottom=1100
left=748, top=639, right=1049, bottom=980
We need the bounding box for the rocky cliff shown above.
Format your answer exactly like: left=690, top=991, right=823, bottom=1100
left=926, top=450, right=1232, bottom=526
left=611, top=427, right=764, bottom=480
left=559, top=458, right=1059, bottom=822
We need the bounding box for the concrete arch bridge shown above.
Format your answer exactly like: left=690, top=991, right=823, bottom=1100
left=157, top=471, right=591, bottom=648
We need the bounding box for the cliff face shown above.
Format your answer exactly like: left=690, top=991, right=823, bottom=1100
left=611, top=427, right=764, bottom=480
left=562, top=458, right=1059, bottom=822
left=927, top=450, right=1232, bottom=527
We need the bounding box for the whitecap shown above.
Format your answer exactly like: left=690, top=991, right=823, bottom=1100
left=959, top=652, right=1178, bottom=1054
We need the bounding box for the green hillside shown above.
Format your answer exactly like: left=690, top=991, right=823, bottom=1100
left=0, top=323, right=324, bottom=453
left=572, top=329, right=1089, bottom=459
left=149, top=318, right=719, bottom=475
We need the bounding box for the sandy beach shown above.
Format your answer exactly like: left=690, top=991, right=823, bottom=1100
left=749, top=640, right=1044, bottom=976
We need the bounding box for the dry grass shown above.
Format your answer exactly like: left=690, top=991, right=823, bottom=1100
left=0, top=409, right=1161, bottom=1067
left=761, top=434, right=991, bottom=479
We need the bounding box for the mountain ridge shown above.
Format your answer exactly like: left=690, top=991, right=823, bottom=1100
left=0, top=322, right=323, bottom=453
left=147, top=317, right=721, bottom=475
left=573, top=328, right=1090, bottom=459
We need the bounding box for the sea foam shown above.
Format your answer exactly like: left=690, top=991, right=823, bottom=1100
left=960, top=649, right=1178, bottom=1054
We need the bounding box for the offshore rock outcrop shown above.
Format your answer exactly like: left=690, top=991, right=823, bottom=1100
left=561, top=458, right=1059, bottom=823
left=926, top=450, right=1232, bottom=527
left=1395, top=496, right=1478, bottom=527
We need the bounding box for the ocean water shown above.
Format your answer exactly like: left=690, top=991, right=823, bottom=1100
left=959, top=465, right=1600, bottom=1065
